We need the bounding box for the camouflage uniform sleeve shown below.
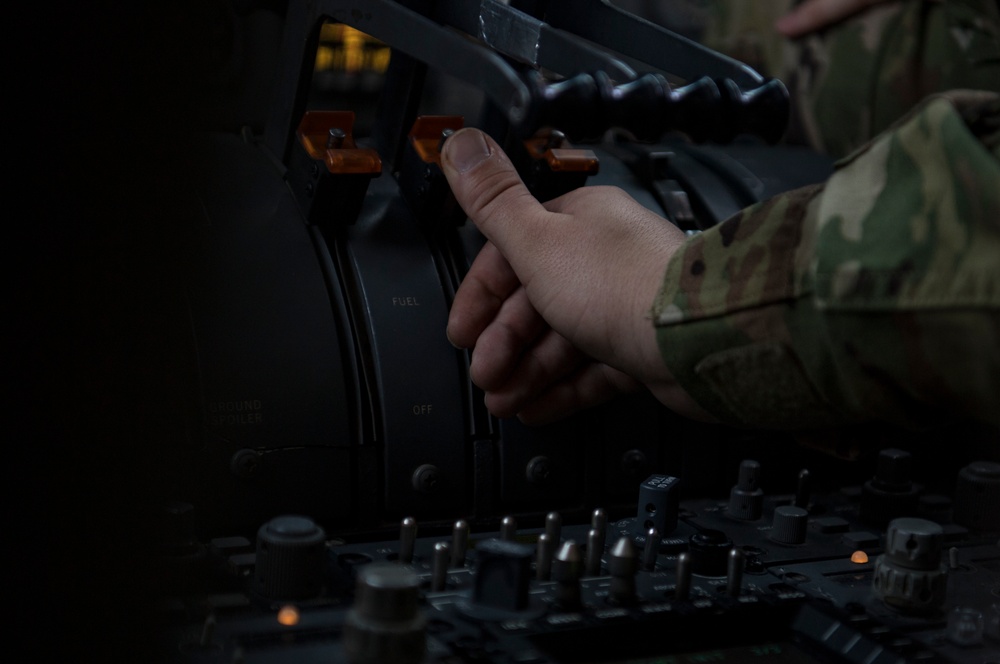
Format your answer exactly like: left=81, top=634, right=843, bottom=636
left=701, top=0, right=1000, bottom=158
left=651, top=91, right=1000, bottom=432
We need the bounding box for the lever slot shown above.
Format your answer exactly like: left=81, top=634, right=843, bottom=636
left=266, top=0, right=533, bottom=163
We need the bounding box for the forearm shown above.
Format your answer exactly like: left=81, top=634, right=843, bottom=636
left=652, top=91, right=1000, bottom=431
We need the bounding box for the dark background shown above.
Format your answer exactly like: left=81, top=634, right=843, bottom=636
left=13, top=2, right=250, bottom=658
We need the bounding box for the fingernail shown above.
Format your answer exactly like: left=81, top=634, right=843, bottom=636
left=445, top=129, right=491, bottom=173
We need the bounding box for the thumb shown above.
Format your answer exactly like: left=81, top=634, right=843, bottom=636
left=440, top=128, right=551, bottom=271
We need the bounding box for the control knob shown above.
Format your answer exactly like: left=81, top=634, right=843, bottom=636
left=688, top=529, right=734, bottom=577
left=953, top=460, right=1000, bottom=531
left=860, top=448, right=919, bottom=527
left=872, top=517, right=948, bottom=615
left=343, top=562, right=426, bottom=664
left=253, top=515, right=327, bottom=601
left=769, top=505, right=808, bottom=545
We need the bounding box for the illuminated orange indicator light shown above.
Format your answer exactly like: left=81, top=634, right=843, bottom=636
left=277, top=604, right=300, bottom=626
left=851, top=551, right=869, bottom=564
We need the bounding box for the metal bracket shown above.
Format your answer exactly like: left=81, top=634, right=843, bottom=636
left=431, top=0, right=636, bottom=82
left=515, top=0, right=765, bottom=88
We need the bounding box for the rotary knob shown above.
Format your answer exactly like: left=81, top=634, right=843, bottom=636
left=872, top=517, right=948, bottom=615
left=688, top=529, right=734, bottom=576
left=343, top=562, right=426, bottom=664
left=253, top=515, right=327, bottom=601
left=952, top=461, right=1000, bottom=531
left=860, top=448, right=919, bottom=527
left=769, top=505, right=808, bottom=545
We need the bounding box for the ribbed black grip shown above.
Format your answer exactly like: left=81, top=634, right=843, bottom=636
left=518, top=70, right=789, bottom=144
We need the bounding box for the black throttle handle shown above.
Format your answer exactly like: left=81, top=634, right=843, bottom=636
left=519, top=71, right=788, bottom=144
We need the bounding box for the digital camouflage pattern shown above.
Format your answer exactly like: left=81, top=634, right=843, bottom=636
left=651, top=91, right=1000, bottom=433
left=699, top=0, right=1000, bottom=157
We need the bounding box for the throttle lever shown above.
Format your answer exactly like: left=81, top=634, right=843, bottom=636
left=516, top=129, right=600, bottom=202
left=397, top=115, right=466, bottom=228
left=595, top=72, right=721, bottom=143
left=520, top=71, right=783, bottom=144
left=715, top=78, right=790, bottom=145
left=521, top=71, right=603, bottom=141
left=290, top=111, right=382, bottom=228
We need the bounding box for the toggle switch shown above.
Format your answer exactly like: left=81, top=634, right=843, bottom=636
left=545, top=511, right=562, bottom=546
left=727, top=459, right=763, bottom=521
left=398, top=517, right=417, bottom=564
left=552, top=540, right=584, bottom=610
left=607, top=537, right=638, bottom=606
left=451, top=520, right=469, bottom=568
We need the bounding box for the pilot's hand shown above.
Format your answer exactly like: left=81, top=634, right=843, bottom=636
left=440, top=128, right=712, bottom=424
left=775, top=0, right=891, bottom=38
